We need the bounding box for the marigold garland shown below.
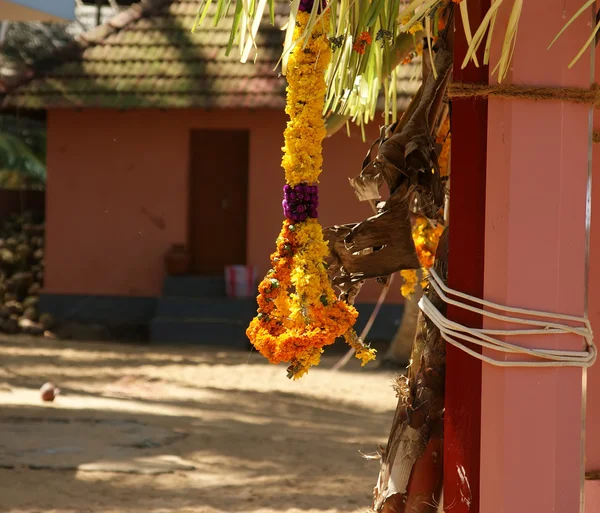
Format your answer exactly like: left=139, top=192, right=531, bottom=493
left=400, top=217, right=445, bottom=298
left=247, top=7, right=376, bottom=379
left=400, top=118, right=449, bottom=298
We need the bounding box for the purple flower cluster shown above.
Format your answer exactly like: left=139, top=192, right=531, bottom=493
left=282, top=183, right=319, bottom=223
left=299, top=0, right=325, bottom=12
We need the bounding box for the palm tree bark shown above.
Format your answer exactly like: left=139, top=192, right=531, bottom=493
left=373, top=229, right=448, bottom=513
left=381, top=284, right=422, bottom=368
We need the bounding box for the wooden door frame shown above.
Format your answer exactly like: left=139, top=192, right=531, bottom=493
left=186, top=128, right=250, bottom=275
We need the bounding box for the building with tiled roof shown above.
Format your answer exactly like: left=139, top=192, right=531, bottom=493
left=3, top=0, right=412, bottom=344
left=0, top=0, right=419, bottom=110
left=0, top=0, right=286, bottom=108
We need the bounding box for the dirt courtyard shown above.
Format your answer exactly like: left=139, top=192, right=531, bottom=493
left=0, top=336, right=400, bottom=513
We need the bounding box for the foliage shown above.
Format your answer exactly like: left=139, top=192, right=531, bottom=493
left=194, top=0, right=596, bottom=128
left=0, top=131, right=46, bottom=189
left=0, top=22, right=72, bottom=68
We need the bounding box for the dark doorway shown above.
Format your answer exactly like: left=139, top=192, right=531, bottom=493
left=189, top=129, right=249, bottom=274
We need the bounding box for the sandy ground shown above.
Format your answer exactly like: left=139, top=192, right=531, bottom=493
left=0, top=336, right=400, bottom=513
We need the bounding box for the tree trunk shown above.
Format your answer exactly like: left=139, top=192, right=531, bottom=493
left=381, top=282, right=422, bottom=368
left=373, top=229, right=448, bottom=513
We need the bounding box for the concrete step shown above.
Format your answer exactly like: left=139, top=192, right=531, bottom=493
left=149, top=317, right=251, bottom=348
left=162, top=275, right=227, bottom=298
left=155, top=296, right=256, bottom=320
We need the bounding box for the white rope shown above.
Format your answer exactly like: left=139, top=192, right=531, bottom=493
left=418, top=268, right=596, bottom=368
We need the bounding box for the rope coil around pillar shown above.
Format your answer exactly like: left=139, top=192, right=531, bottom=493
left=448, top=82, right=600, bottom=142
left=418, top=268, right=596, bottom=368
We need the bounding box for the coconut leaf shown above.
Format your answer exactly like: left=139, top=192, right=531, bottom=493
left=365, top=0, right=386, bottom=28
left=567, top=16, right=600, bottom=68
left=459, top=0, right=480, bottom=67
left=0, top=132, right=46, bottom=184
left=548, top=0, right=596, bottom=50
left=483, top=0, right=499, bottom=65
left=496, top=0, right=522, bottom=81
left=225, top=0, right=245, bottom=56
left=461, top=0, right=504, bottom=69
left=193, top=0, right=600, bottom=128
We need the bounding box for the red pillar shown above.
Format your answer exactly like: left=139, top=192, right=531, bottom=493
left=445, top=1, right=489, bottom=511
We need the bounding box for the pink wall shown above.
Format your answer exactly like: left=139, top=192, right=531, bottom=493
left=480, top=1, right=591, bottom=511
left=46, top=108, right=402, bottom=303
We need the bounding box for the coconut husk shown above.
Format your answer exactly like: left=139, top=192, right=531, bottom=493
left=26, top=283, right=41, bottom=298
left=23, top=306, right=38, bottom=321
left=23, top=223, right=44, bottom=234
left=3, top=292, right=17, bottom=303
left=5, top=237, right=18, bottom=250
left=39, top=313, right=54, bottom=330
left=18, top=317, right=44, bottom=335
left=5, top=300, right=23, bottom=316
left=0, top=206, right=47, bottom=336
left=4, top=277, right=16, bottom=292
left=1, top=317, right=18, bottom=334
left=15, top=244, right=31, bottom=262
left=23, top=295, right=39, bottom=309
left=12, top=272, right=34, bottom=294
left=30, top=236, right=43, bottom=249
left=0, top=249, right=15, bottom=267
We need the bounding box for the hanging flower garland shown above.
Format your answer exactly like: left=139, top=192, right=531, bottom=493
left=246, top=3, right=376, bottom=380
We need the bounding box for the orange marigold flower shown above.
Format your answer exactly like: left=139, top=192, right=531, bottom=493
left=353, top=31, right=372, bottom=54
left=352, top=41, right=366, bottom=54
left=357, top=31, right=372, bottom=45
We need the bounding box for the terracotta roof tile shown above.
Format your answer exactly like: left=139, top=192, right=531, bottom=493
left=0, top=0, right=419, bottom=110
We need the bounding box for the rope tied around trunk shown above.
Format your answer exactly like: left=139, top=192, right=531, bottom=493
left=419, top=268, right=596, bottom=368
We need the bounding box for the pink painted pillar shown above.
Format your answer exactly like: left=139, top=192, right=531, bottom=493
left=481, top=1, right=593, bottom=512
left=585, top=40, right=600, bottom=513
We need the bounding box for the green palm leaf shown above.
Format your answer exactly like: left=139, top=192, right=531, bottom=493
left=0, top=132, right=46, bottom=185
left=193, top=0, right=600, bottom=129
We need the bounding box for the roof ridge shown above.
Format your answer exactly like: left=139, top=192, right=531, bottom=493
left=0, top=0, right=173, bottom=95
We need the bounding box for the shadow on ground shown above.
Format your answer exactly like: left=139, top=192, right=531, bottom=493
left=0, top=335, right=398, bottom=513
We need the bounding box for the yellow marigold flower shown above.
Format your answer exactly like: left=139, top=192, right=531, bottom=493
left=355, top=347, right=377, bottom=366
left=400, top=217, right=445, bottom=298
left=408, top=21, right=424, bottom=35
left=400, top=269, right=418, bottom=298
left=343, top=329, right=377, bottom=367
